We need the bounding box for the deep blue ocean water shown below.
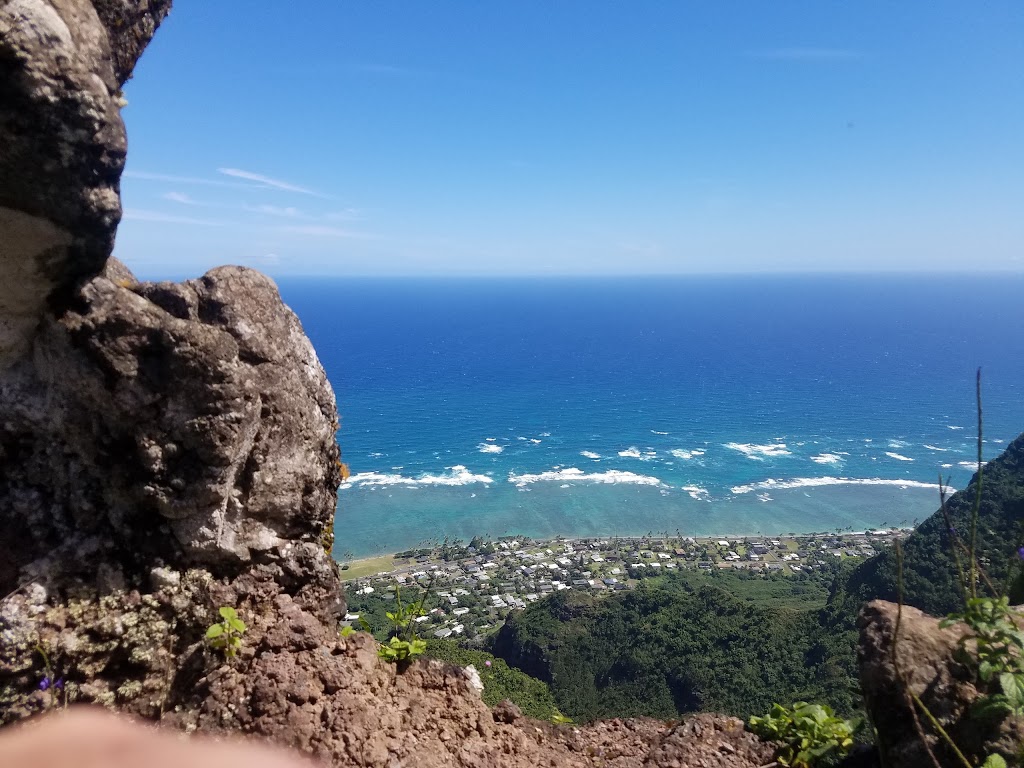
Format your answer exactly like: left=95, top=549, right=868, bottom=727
left=275, top=275, right=1024, bottom=558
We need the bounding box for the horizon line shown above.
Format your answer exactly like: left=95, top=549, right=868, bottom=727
left=128, top=268, right=1024, bottom=282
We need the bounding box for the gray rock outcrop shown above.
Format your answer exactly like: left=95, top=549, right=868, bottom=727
left=0, top=0, right=171, bottom=364
left=0, top=0, right=344, bottom=725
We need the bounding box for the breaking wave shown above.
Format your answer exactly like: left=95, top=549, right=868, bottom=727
left=670, top=448, right=706, bottom=460
left=508, top=468, right=668, bottom=488
left=810, top=453, right=844, bottom=465
left=724, top=442, right=792, bottom=460
left=342, top=465, right=494, bottom=489
left=884, top=452, right=914, bottom=462
left=731, top=477, right=951, bottom=495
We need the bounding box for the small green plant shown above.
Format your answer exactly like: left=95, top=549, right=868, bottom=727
left=373, top=579, right=434, bottom=666
left=340, top=624, right=357, bottom=638
left=748, top=702, right=855, bottom=768
left=205, top=606, right=247, bottom=658
left=942, top=596, right=1024, bottom=718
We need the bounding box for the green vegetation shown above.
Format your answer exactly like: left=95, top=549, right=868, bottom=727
left=423, top=639, right=562, bottom=720
left=748, top=702, right=856, bottom=768
left=374, top=581, right=432, bottom=665
left=489, top=566, right=861, bottom=722
left=943, top=596, right=1024, bottom=719
left=206, top=606, right=246, bottom=659
left=843, top=433, right=1024, bottom=617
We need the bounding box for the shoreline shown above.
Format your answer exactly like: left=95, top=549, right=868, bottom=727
left=342, top=526, right=914, bottom=563
left=334, top=480, right=947, bottom=562
left=339, top=526, right=910, bottom=579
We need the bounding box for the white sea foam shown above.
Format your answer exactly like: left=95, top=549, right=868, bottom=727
left=959, top=461, right=989, bottom=469
left=670, top=448, right=706, bottom=460
left=994, top=439, right=1005, bottom=444
left=580, top=451, right=602, bottom=460
left=888, top=439, right=910, bottom=449
left=618, top=447, right=642, bottom=458
left=810, top=453, right=843, bottom=465
left=923, top=445, right=947, bottom=452
left=343, top=465, right=494, bottom=489
left=530, top=438, right=542, bottom=444
left=730, top=477, right=950, bottom=495
left=885, top=452, right=914, bottom=462
left=508, top=468, right=668, bottom=488
left=478, top=443, right=504, bottom=454
left=724, top=442, right=792, bottom=460
left=681, top=485, right=711, bottom=501
left=651, top=430, right=669, bottom=435
left=756, top=493, right=773, bottom=503
left=948, top=425, right=965, bottom=430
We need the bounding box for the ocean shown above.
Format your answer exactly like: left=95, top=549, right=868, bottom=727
left=275, top=275, right=1024, bottom=558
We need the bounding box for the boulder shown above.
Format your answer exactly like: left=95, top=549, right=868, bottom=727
left=858, top=599, right=1024, bottom=767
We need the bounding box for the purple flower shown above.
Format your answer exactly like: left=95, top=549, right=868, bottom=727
left=38, top=676, right=63, bottom=692
left=1017, top=547, right=1024, bottom=560
left=485, top=660, right=492, bottom=667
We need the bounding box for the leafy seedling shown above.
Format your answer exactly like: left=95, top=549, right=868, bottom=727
left=206, top=606, right=247, bottom=659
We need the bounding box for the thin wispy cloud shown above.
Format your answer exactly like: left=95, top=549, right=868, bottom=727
left=124, top=170, right=264, bottom=189
left=279, top=225, right=370, bottom=239
left=243, top=204, right=306, bottom=218
left=122, top=209, right=225, bottom=226
left=747, top=48, right=863, bottom=61
left=217, top=168, right=319, bottom=195
left=163, top=191, right=197, bottom=204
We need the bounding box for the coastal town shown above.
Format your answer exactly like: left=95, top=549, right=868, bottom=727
left=342, top=528, right=909, bottom=641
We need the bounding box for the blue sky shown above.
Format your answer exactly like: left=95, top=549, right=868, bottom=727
left=117, top=1, right=1024, bottom=278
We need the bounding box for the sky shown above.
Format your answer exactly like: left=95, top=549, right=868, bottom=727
left=117, top=1, right=1024, bottom=278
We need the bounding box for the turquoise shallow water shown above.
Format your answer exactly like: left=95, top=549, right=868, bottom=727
left=276, top=275, right=1024, bottom=557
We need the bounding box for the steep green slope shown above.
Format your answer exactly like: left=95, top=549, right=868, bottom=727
left=843, top=432, right=1024, bottom=616
left=489, top=571, right=861, bottom=722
